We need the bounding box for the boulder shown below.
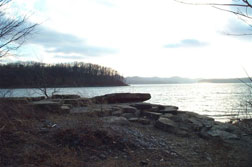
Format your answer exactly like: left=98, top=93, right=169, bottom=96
left=130, top=103, right=153, bottom=110
left=141, top=111, right=162, bottom=120
left=212, top=122, right=240, bottom=133
left=128, top=118, right=151, bottom=125
left=187, top=117, right=204, bottom=129
left=30, top=100, right=68, bottom=113
left=161, top=113, right=174, bottom=119
left=63, top=98, right=91, bottom=107
left=60, top=105, right=71, bottom=113
left=115, top=104, right=138, bottom=113
left=151, top=104, right=166, bottom=110
left=121, top=113, right=137, bottom=119
left=155, top=106, right=179, bottom=114
left=111, top=110, right=123, bottom=116
left=92, top=93, right=151, bottom=104
left=155, top=117, right=178, bottom=132
left=52, top=94, right=81, bottom=99
left=184, top=112, right=214, bottom=129
left=70, top=106, right=113, bottom=117
left=207, top=129, right=239, bottom=140
left=27, top=96, right=46, bottom=102
left=63, top=99, right=81, bottom=106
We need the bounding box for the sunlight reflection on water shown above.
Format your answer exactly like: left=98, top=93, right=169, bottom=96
left=1, top=83, right=251, bottom=122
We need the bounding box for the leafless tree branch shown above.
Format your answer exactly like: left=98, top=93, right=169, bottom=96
left=174, top=0, right=250, bottom=7
left=0, top=0, right=38, bottom=58
left=175, top=0, right=252, bottom=35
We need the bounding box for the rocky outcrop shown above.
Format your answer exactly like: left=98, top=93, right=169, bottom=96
left=7, top=93, right=248, bottom=143
left=92, top=93, right=151, bottom=104
left=52, top=94, right=81, bottom=99
left=141, top=111, right=162, bottom=120
left=62, top=98, right=91, bottom=107
left=30, top=100, right=70, bottom=114
left=130, top=103, right=153, bottom=110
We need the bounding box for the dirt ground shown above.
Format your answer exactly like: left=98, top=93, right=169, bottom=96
left=0, top=102, right=252, bottom=167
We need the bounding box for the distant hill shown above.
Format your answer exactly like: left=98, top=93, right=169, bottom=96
left=126, top=76, right=252, bottom=84
left=199, top=78, right=251, bottom=83
left=125, top=76, right=200, bottom=84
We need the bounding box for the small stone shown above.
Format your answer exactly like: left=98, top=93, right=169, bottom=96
left=98, top=154, right=106, bottom=160
left=139, top=160, right=148, bottom=166
left=206, top=155, right=212, bottom=162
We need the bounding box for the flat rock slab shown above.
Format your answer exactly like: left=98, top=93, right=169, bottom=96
left=114, top=104, right=138, bottom=113
left=92, top=93, right=151, bottom=104
left=70, top=106, right=114, bottom=117
left=141, top=111, right=162, bottom=120
left=128, top=118, right=151, bottom=125
left=121, top=113, right=137, bottom=119
left=30, top=100, right=70, bottom=113
left=70, top=107, right=91, bottom=114
left=52, top=94, right=81, bottom=99
left=130, top=103, right=153, bottom=110
left=27, top=96, right=46, bottom=102
left=155, top=106, right=179, bottom=114
left=59, top=98, right=91, bottom=107
left=161, top=113, right=174, bottom=119
left=207, top=129, right=239, bottom=140
left=155, top=117, right=178, bottom=132
left=31, top=100, right=61, bottom=106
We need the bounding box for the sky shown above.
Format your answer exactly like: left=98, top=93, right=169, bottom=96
left=3, top=0, right=252, bottom=79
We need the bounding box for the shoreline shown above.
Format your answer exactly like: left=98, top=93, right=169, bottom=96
left=0, top=91, right=250, bottom=122
left=0, top=93, right=252, bottom=166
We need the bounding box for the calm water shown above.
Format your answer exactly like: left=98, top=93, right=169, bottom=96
left=1, top=83, right=252, bottom=121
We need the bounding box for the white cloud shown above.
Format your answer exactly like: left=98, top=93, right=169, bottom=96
left=8, top=0, right=252, bottom=78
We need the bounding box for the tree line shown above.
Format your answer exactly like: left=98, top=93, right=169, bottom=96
left=0, top=62, right=127, bottom=88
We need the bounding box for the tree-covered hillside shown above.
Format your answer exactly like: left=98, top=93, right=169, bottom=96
left=0, top=62, right=127, bottom=88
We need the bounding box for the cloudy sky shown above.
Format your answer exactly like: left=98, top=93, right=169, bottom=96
left=4, top=0, right=252, bottom=78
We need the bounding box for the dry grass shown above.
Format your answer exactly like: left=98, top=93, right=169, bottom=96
left=0, top=101, right=137, bottom=167
left=0, top=101, right=84, bottom=166
left=1, top=100, right=252, bottom=167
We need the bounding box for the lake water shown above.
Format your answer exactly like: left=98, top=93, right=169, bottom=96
left=1, top=83, right=252, bottom=122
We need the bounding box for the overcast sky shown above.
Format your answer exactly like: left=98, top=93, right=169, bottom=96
left=4, top=0, right=252, bottom=79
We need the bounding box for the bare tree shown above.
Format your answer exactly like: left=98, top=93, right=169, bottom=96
left=0, top=0, right=37, bottom=58
left=175, top=0, right=252, bottom=35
